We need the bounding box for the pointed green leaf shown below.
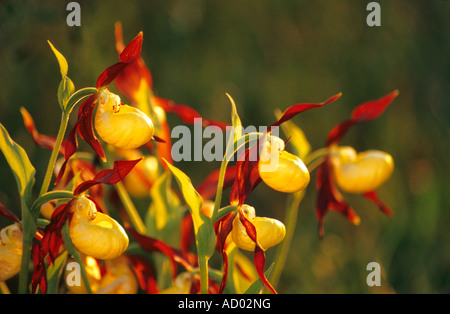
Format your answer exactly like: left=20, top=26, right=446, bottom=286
left=226, top=93, right=242, bottom=139
left=0, top=123, right=36, bottom=206
left=164, top=160, right=215, bottom=259
left=48, top=41, right=68, bottom=79
left=46, top=251, right=68, bottom=294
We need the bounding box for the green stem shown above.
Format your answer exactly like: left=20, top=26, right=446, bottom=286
left=212, top=159, right=229, bottom=222
left=269, top=190, right=304, bottom=290
left=303, top=147, right=329, bottom=167
left=199, top=257, right=209, bottom=294
left=104, top=147, right=146, bottom=234
left=115, top=181, right=146, bottom=234
left=39, top=111, right=69, bottom=197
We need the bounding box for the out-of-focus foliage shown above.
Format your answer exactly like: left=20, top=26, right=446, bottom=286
left=0, top=0, right=448, bottom=293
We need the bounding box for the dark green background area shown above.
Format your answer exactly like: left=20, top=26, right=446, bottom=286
left=0, top=1, right=448, bottom=293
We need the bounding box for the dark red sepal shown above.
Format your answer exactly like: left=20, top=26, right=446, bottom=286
left=363, top=190, right=394, bottom=216
left=315, top=159, right=359, bottom=238
left=213, top=211, right=237, bottom=294
left=0, top=203, right=20, bottom=223
left=237, top=207, right=277, bottom=294
left=74, top=159, right=142, bottom=196
left=126, top=255, right=159, bottom=294
left=270, top=93, right=342, bottom=129
left=96, top=32, right=143, bottom=89
left=20, top=107, right=65, bottom=155
left=326, top=90, right=399, bottom=146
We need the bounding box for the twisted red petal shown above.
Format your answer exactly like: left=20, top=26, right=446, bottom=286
left=73, top=159, right=142, bottom=196
left=237, top=207, right=277, bottom=294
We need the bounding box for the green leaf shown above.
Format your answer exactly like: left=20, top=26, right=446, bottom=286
left=0, top=123, right=36, bottom=206
left=226, top=93, right=242, bottom=140
left=58, top=76, right=76, bottom=111
left=48, top=41, right=68, bottom=79
left=147, top=170, right=182, bottom=241
left=46, top=251, right=68, bottom=294
left=164, top=160, right=215, bottom=260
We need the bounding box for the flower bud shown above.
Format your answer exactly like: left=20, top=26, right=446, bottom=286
left=95, top=89, right=154, bottom=150
left=69, top=197, right=129, bottom=260
left=0, top=223, right=23, bottom=281
left=231, top=205, right=286, bottom=251
left=258, top=136, right=310, bottom=193
left=330, top=146, right=394, bottom=194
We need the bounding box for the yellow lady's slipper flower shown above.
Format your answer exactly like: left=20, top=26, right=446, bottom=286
left=0, top=224, right=23, bottom=281
left=231, top=205, right=286, bottom=251
left=330, top=146, right=394, bottom=194
left=94, top=89, right=154, bottom=150
left=258, top=136, right=310, bottom=193
left=66, top=255, right=137, bottom=294
left=69, top=196, right=129, bottom=260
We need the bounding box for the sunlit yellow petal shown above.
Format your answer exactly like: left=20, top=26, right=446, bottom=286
left=259, top=136, right=310, bottom=193
left=95, top=90, right=154, bottom=150
left=331, top=146, right=394, bottom=194
left=231, top=205, right=286, bottom=251
left=69, top=197, right=129, bottom=260
left=0, top=224, right=23, bottom=281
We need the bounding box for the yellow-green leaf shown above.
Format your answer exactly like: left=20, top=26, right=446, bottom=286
left=0, top=123, right=36, bottom=206
left=48, top=40, right=68, bottom=79
left=164, top=160, right=215, bottom=259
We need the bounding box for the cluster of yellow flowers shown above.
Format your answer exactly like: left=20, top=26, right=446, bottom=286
left=0, top=23, right=397, bottom=294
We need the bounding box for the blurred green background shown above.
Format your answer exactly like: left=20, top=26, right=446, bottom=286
left=0, top=0, right=448, bottom=293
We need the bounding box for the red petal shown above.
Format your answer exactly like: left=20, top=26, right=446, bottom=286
left=363, top=190, right=394, bottom=216
left=31, top=242, right=47, bottom=294
left=32, top=201, right=74, bottom=293
left=230, top=144, right=261, bottom=206
left=325, top=119, right=355, bottom=147
left=152, top=135, right=166, bottom=143
left=77, top=94, right=105, bottom=160
left=119, top=32, right=143, bottom=63
left=96, top=32, right=144, bottom=90
left=270, top=93, right=342, bottom=128
left=315, top=160, right=359, bottom=237
left=126, top=255, right=159, bottom=294
left=0, top=203, right=20, bottom=223
left=326, top=91, right=398, bottom=146
left=74, top=159, right=142, bottom=195
left=153, top=96, right=229, bottom=130
left=351, top=90, right=399, bottom=122
left=237, top=208, right=277, bottom=294
left=96, top=61, right=127, bottom=89
left=213, top=211, right=236, bottom=294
